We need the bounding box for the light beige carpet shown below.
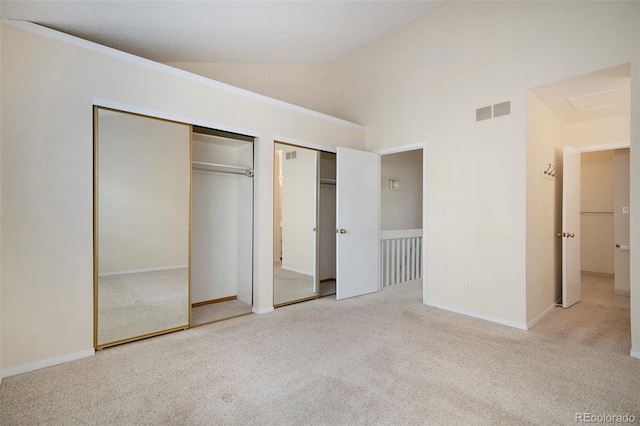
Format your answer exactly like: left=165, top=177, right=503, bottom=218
left=2, top=281, right=639, bottom=425
left=97, top=268, right=189, bottom=345
left=273, top=261, right=315, bottom=305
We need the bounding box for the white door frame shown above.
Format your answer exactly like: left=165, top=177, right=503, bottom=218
left=375, top=142, right=428, bottom=304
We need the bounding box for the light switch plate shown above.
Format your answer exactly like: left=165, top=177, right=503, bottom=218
left=623, top=206, right=630, bottom=215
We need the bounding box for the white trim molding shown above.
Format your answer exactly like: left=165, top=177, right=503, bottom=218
left=94, top=98, right=261, bottom=138
left=274, top=135, right=337, bottom=154
left=2, top=350, right=95, bottom=378
left=526, top=299, right=561, bottom=330
left=375, top=141, right=427, bottom=155
left=580, top=141, right=630, bottom=152
left=426, top=301, right=528, bottom=330
left=631, top=350, right=640, bottom=360
left=98, top=265, right=188, bottom=278
left=252, top=306, right=275, bottom=314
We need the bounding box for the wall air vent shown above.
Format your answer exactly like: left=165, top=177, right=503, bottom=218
left=493, top=101, right=511, bottom=118
left=476, top=101, right=511, bottom=122
left=476, top=106, right=492, bottom=122
left=285, top=151, right=297, bottom=160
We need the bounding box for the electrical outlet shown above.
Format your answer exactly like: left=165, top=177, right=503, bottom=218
left=464, top=282, right=471, bottom=292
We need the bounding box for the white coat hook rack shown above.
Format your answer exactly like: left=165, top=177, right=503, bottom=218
left=542, top=163, right=559, bottom=180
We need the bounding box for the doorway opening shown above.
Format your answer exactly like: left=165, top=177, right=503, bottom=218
left=580, top=148, right=630, bottom=309
left=527, top=62, right=631, bottom=320
left=379, top=149, right=424, bottom=290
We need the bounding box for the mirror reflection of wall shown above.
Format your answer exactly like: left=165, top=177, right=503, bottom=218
left=95, top=108, right=190, bottom=348
left=190, top=128, right=254, bottom=325
left=274, top=143, right=318, bottom=306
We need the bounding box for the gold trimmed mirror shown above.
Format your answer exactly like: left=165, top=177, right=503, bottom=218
left=94, top=107, right=191, bottom=348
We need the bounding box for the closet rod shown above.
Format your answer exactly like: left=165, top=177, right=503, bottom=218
left=192, top=161, right=248, bottom=171
left=192, top=167, right=253, bottom=177
left=320, top=178, right=336, bottom=186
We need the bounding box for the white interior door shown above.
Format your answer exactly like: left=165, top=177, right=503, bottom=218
left=336, top=147, right=380, bottom=300
left=562, top=145, right=581, bottom=308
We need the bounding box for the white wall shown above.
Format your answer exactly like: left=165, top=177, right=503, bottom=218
left=381, top=150, right=422, bottom=230
left=280, top=145, right=317, bottom=275
left=564, top=115, right=630, bottom=148
left=580, top=151, right=615, bottom=275
left=334, top=1, right=639, bottom=328
left=614, top=149, right=630, bottom=295
left=165, top=62, right=337, bottom=118
left=526, top=92, right=564, bottom=325
left=0, top=21, right=365, bottom=374
left=97, top=111, right=190, bottom=273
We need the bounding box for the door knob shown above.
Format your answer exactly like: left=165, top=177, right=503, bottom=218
left=567, top=233, right=575, bottom=238
left=556, top=233, right=565, bottom=237
left=337, top=228, right=347, bottom=234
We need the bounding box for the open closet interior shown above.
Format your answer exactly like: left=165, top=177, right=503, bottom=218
left=191, top=126, right=254, bottom=326
left=273, top=143, right=336, bottom=307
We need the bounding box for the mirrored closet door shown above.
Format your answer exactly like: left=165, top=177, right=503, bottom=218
left=274, top=143, right=319, bottom=306
left=94, top=107, right=191, bottom=348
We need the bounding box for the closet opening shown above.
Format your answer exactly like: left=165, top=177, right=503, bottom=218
left=273, top=142, right=336, bottom=307
left=191, top=126, right=255, bottom=326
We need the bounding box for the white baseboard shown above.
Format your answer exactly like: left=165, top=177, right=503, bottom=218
left=527, top=299, right=561, bottom=330
left=280, top=266, right=313, bottom=276
left=631, top=350, right=640, bottom=360
left=2, top=349, right=95, bottom=378
left=99, top=265, right=188, bottom=277
left=252, top=306, right=274, bottom=314
left=425, top=301, right=528, bottom=330
left=614, top=289, right=631, bottom=296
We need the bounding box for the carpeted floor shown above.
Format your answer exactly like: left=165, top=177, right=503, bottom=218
left=2, top=281, right=638, bottom=425
left=97, top=268, right=189, bottom=345
left=273, top=261, right=316, bottom=305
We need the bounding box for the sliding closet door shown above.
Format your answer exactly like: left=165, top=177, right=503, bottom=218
left=94, top=107, right=191, bottom=348
left=274, top=143, right=319, bottom=306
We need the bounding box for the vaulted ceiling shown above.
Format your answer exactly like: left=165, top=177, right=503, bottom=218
left=1, top=0, right=445, bottom=63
